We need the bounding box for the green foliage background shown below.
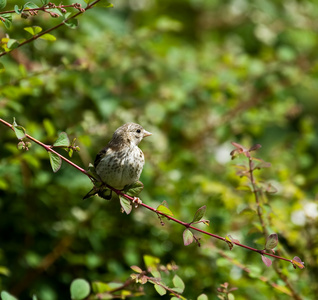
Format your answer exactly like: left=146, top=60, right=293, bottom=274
left=1, top=0, right=318, bottom=299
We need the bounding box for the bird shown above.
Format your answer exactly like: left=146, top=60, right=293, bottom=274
left=83, top=123, right=151, bottom=200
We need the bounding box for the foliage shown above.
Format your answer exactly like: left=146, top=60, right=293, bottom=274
left=1, top=0, right=318, bottom=299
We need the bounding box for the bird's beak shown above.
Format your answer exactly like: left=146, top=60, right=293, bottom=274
left=143, top=130, right=152, bottom=137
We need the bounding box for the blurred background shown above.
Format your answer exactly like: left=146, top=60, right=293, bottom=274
left=1, top=0, right=318, bottom=299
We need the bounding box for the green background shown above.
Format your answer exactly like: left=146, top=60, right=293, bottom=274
left=1, top=0, right=318, bottom=299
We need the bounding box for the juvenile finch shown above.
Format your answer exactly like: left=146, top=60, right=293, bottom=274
left=83, top=123, right=151, bottom=200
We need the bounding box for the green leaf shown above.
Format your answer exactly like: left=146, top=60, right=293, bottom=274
left=32, top=295, right=38, bottom=300
left=41, top=0, right=49, bottom=5
left=46, top=8, right=63, bottom=16
left=125, top=181, right=144, bottom=197
left=130, top=265, right=143, bottom=273
left=172, top=275, right=185, bottom=292
left=24, top=26, right=42, bottom=35
left=119, top=196, right=132, bottom=214
left=197, top=294, right=208, bottom=300
left=156, top=204, right=174, bottom=216
left=53, top=132, right=70, bottom=147
left=143, top=255, right=160, bottom=270
left=48, top=152, right=62, bottom=173
left=0, top=63, right=5, bottom=73
left=64, top=19, right=78, bottom=29
left=0, top=291, right=18, bottom=300
left=91, top=281, right=112, bottom=293
left=265, top=233, right=278, bottom=250
left=14, top=5, right=20, bottom=14
left=0, top=266, right=10, bottom=276
left=95, top=1, right=114, bottom=8
left=7, top=39, right=19, bottom=50
left=1, top=14, right=12, bottom=29
left=13, top=118, right=26, bottom=139
left=0, top=0, right=7, bottom=9
left=25, top=2, right=39, bottom=9
left=192, top=205, right=206, bottom=223
left=154, top=284, right=166, bottom=296
left=40, top=34, right=56, bottom=41
left=183, top=228, right=194, bottom=246
left=70, top=278, right=91, bottom=300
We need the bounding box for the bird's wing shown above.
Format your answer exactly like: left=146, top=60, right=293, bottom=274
left=94, top=146, right=109, bottom=168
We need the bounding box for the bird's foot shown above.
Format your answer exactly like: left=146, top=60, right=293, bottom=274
left=132, top=197, right=142, bottom=208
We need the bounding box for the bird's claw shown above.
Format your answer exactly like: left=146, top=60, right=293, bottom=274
left=132, top=197, right=142, bottom=208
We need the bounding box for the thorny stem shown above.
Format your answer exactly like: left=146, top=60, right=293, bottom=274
left=0, top=118, right=300, bottom=267
left=0, top=0, right=104, bottom=57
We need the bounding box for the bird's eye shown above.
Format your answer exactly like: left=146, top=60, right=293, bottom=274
left=136, top=129, right=141, bottom=133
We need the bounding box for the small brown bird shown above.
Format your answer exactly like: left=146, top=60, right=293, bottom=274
left=84, top=123, right=151, bottom=200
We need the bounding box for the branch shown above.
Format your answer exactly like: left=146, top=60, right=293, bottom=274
left=0, top=118, right=302, bottom=268
left=0, top=0, right=104, bottom=58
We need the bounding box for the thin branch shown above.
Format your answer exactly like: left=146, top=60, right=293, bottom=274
left=0, top=0, right=103, bottom=58
left=0, top=118, right=299, bottom=267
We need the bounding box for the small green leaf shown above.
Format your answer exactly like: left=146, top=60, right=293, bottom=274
left=47, top=8, right=63, bottom=16
left=39, top=33, right=56, bottom=41
left=172, top=275, right=185, bottom=292
left=1, top=14, right=12, bottom=29
left=265, top=233, right=278, bottom=250
left=0, top=291, right=18, bottom=300
left=154, top=284, right=166, bottom=296
left=183, top=228, right=194, bottom=246
left=91, top=281, right=112, bottom=293
left=70, top=278, right=91, bottom=300
left=0, top=266, right=10, bottom=276
left=7, top=39, right=19, bottom=50
left=13, top=118, right=26, bottom=139
left=14, top=5, right=20, bottom=14
left=130, top=265, right=143, bottom=273
left=41, top=0, right=49, bottom=5
left=197, top=294, right=208, bottom=300
left=192, top=205, right=206, bottom=223
left=156, top=204, right=174, bottom=216
left=95, top=1, right=114, bottom=8
left=143, top=255, right=160, bottom=270
left=125, top=181, right=144, bottom=197
left=0, top=0, right=7, bottom=9
left=32, top=295, right=38, bottom=300
left=53, top=132, right=70, bottom=147
left=24, top=2, right=39, bottom=9
left=225, top=235, right=234, bottom=250
left=48, top=152, right=62, bottom=173
left=24, top=26, right=42, bottom=35
left=119, top=196, right=132, bottom=214
left=64, top=19, right=78, bottom=29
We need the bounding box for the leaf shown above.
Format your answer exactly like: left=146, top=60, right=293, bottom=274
left=70, top=278, right=91, bottom=300
left=225, top=235, right=234, bottom=250
left=13, top=118, right=26, bottom=139
left=292, top=256, right=305, bottom=269
left=95, top=1, right=114, bottom=8
left=172, top=275, right=185, bottom=293
left=249, top=144, right=262, bottom=152
left=40, top=34, right=56, bottom=41
left=156, top=204, right=174, bottom=216
left=24, top=2, right=39, bottom=9
left=91, top=281, right=112, bottom=293
left=0, top=0, right=7, bottom=9
left=0, top=291, right=18, bottom=300
left=192, top=205, right=206, bottom=223
left=143, top=255, right=160, bottom=270
left=183, top=228, right=194, bottom=246
left=48, top=152, right=62, bottom=173
left=119, top=196, right=132, bottom=214
left=154, top=284, right=166, bottom=296
left=265, top=233, right=278, bottom=250
left=130, top=265, right=143, bottom=273
left=226, top=234, right=240, bottom=244
left=0, top=63, right=5, bottom=73
left=125, top=181, right=144, bottom=197
left=7, top=39, right=19, bottom=50
left=261, top=255, right=272, bottom=267
left=1, top=14, right=12, bottom=29
left=64, top=19, right=78, bottom=29
left=197, top=294, right=208, bottom=300
left=53, top=132, right=70, bottom=147
left=46, top=8, right=63, bottom=16
left=41, top=0, right=49, bottom=5
left=24, top=26, right=42, bottom=35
